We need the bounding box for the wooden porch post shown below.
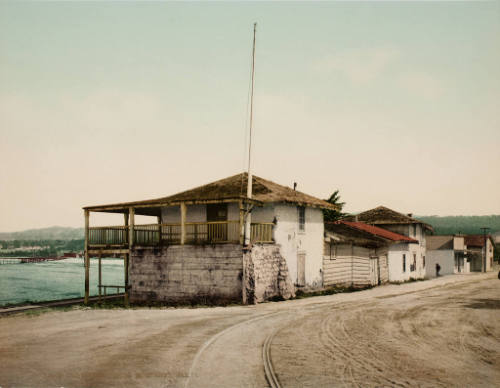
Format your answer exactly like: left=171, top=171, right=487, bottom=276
left=98, top=254, right=102, bottom=303
left=180, top=202, right=186, bottom=245
left=125, top=208, right=134, bottom=306
left=124, top=253, right=129, bottom=306
left=124, top=212, right=129, bottom=237
left=157, top=215, right=162, bottom=245
left=84, top=209, right=90, bottom=305
left=129, top=207, right=135, bottom=247
left=239, top=200, right=244, bottom=245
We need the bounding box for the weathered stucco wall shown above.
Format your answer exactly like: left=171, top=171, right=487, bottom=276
left=426, top=250, right=454, bottom=278
left=270, top=204, right=324, bottom=289
left=382, top=224, right=427, bottom=280
left=243, top=244, right=295, bottom=303
left=129, top=245, right=243, bottom=304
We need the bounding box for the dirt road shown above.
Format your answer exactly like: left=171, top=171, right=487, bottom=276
left=1, top=272, right=499, bottom=387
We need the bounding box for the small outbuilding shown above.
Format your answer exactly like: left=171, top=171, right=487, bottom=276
left=324, top=221, right=418, bottom=287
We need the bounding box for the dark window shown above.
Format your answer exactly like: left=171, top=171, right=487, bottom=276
left=403, top=254, right=406, bottom=272
left=298, top=206, right=305, bottom=232
left=207, top=204, right=227, bottom=222
left=423, top=255, right=426, bottom=267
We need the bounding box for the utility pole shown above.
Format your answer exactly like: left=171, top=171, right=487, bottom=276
left=244, top=22, right=257, bottom=246
left=480, top=227, right=490, bottom=273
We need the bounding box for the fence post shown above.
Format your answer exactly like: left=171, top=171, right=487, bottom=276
left=98, top=254, right=102, bottom=303
left=180, top=203, right=186, bottom=245
left=84, top=209, right=90, bottom=305
left=129, top=207, right=135, bottom=247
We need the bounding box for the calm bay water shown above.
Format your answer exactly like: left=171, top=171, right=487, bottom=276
left=0, top=258, right=124, bottom=306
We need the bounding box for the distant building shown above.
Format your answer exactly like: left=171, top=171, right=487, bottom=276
left=464, top=235, right=495, bottom=272
left=426, top=235, right=468, bottom=278
left=324, top=220, right=418, bottom=286
left=354, top=206, right=433, bottom=281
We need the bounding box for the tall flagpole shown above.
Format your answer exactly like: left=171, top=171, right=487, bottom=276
left=245, top=22, right=257, bottom=246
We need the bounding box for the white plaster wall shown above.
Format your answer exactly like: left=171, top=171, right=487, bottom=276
left=380, top=224, right=427, bottom=281
left=388, top=244, right=410, bottom=282
left=426, top=250, right=454, bottom=278
left=251, top=204, right=275, bottom=223
left=453, top=236, right=465, bottom=251
left=272, top=204, right=324, bottom=289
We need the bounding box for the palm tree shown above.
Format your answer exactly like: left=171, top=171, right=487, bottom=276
left=323, top=190, right=347, bottom=222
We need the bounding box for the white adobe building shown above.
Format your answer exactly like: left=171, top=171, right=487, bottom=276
left=83, top=172, right=336, bottom=304
left=356, top=206, right=433, bottom=282
left=160, top=173, right=332, bottom=289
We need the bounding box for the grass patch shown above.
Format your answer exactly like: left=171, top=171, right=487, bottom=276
left=291, top=284, right=373, bottom=300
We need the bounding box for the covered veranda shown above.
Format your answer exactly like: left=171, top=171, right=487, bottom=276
left=83, top=196, right=274, bottom=305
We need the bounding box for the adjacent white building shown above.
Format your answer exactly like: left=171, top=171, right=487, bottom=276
left=426, top=235, right=468, bottom=278
left=356, top=206, right=433, bottom=282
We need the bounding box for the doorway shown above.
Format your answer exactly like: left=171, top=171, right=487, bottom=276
left=207, top=204, right=228, bottom=242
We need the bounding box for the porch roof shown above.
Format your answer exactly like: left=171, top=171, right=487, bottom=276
left=83, top=172, right=338, bottom=214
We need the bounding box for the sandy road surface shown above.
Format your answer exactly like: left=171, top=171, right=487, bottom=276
left=0, top=272, right=499, bottom=388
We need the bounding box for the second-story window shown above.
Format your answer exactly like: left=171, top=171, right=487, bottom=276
left=298, top=206, right=305, bottom=232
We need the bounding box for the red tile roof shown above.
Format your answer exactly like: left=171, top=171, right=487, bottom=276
left=340, top=221, right=418, bottom=243
left=464, top=235, right=494, bottom=248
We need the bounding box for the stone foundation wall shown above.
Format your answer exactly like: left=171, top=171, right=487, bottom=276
left=243, top=244, right=295, bottom=304
left=129, top=244, right=243, bottom=304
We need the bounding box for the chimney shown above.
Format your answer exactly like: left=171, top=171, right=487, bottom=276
left=293, top=182, right=297, bottom=191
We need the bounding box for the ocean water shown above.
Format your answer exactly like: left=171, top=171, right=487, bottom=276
left=0, top=258, right=124, bottom=306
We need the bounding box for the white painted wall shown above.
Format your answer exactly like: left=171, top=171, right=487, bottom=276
left=262, top=204, right=324, bottom=289
left=379, top=224, right=427, bottom=281
left=426, top=250, right=454, bottom=278
left=160, top=202, right=325, bottom=289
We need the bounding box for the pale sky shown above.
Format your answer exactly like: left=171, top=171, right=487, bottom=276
left=1, top=1, right=499, bottom=231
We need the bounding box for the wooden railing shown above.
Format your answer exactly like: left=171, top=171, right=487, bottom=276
left=185, top=221, right=240, bottom=244
left=89, top=226, right=128, bottom=245
left=251, top=222, right=274, bottom=243
left=88, top=221, right=273, bottom=246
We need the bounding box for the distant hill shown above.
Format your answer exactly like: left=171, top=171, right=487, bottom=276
left=415, top=215, right=500, bottom=236
left=0, top=226, right=84, bottom=241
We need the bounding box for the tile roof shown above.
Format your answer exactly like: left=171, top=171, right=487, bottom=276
left=356, top=206, right=434, bottom=232
left=84, top=172, right=338, bottom=212
left=464, top=234, right=494, bottom=248
left=340, top=221, right=418, bottom=243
